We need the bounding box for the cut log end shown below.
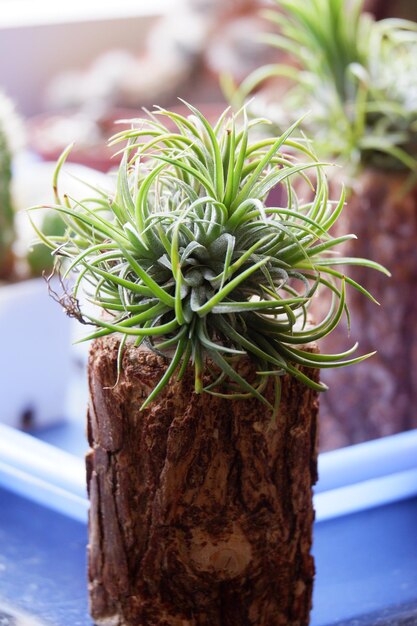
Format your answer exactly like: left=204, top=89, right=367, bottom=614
left=87, top=336, right=319, bottom=626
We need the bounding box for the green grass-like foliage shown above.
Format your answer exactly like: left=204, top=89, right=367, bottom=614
left=35, top=103, right=387, bottom=412
left=0, top=94, right=16, bottom=273
left=234, top=0, right=417, bottom=173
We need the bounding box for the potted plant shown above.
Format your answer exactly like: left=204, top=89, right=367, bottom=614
left=37, top=103, right=384, bottom=625
left=233, top=0, right=417, bottom=449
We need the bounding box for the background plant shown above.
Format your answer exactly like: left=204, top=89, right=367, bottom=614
left=0, top=92, right=19, bottom=278
left=27, top=209, right=66, bottom=276
left=34, top=103, right=387, bottom=413
left=232, top=0, right=417, bottom=174
left=0, top=90, right=63, bottom=280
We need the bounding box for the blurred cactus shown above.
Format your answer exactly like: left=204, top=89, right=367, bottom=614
left=0, top=92, right=24, bottom=280
left=0, top=99, right=15, bottom=278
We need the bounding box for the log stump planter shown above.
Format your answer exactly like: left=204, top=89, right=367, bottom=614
left=86, top=337, right=319, bottom=626
left=319, top=170, right=417, bottom=448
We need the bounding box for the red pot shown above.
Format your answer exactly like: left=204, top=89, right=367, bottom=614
left=28, top=108, right=141, bottom=172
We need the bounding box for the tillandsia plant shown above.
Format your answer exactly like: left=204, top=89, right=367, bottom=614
left=232, top=0, right=417, bottom=174
left=33, top=103, right=387, bottom=414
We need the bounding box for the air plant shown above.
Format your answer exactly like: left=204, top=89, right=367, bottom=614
left=33, top=103, right=387, bottom=413
left=233, top=0, right=417, bottom=173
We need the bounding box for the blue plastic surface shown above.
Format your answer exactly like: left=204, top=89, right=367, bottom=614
left=312, top=498, right=417, bottom=625
left=0, top=487, right=90, bottom=625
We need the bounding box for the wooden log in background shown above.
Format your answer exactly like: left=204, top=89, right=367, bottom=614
left=86, top=336, right=319, bottom=626
left=319, top=170, right=417, bottom=450
left=0, top=248, right=14, bottom=281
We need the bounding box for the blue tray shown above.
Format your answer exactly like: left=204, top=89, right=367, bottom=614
left=1, top=422, right=417, bottom=625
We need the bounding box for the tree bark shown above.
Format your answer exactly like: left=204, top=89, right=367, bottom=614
left=86, top=336, right=319, bottom=626
left=319, top=170, right=417, bottom=450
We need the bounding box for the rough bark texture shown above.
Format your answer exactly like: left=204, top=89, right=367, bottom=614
left=319, top=170, right=417, bottom=450
left=86, top=336, right=319, bottom=626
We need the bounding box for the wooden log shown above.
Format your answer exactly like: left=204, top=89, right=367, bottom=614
left=0, top=248, right=14, bottom=281
left=86, top=335, right=319, bottom=626
left=319, top=170, right=417, bottom=449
